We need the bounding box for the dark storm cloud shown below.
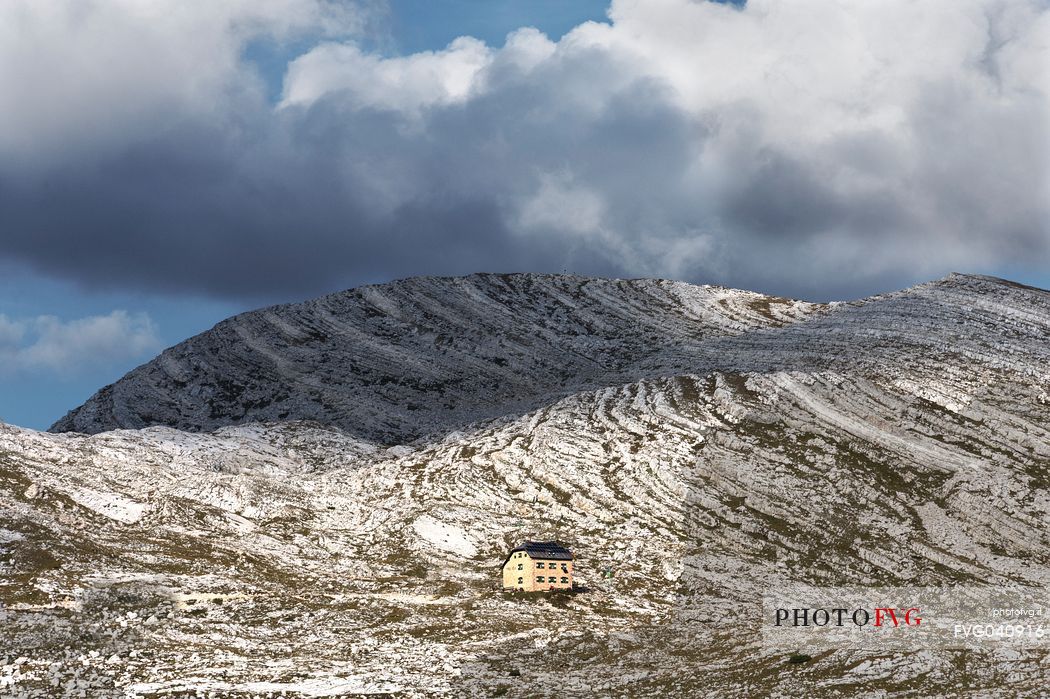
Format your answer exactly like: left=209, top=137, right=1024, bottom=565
left=0, top=120, right=544, bottom=300
left=0, top=0, right=1046, bottom=303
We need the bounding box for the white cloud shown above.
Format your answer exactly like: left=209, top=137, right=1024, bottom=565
left=0, top=0, right=1046, bottom=299
left=0, top=315, right=26, bottom=351
left=282, top=36, right=493, bottom=113
left=0, top=311, right=160, bottom=375
left=0, top=0, right=369, bottom=166
left=518, top=173, right=607, bottom=237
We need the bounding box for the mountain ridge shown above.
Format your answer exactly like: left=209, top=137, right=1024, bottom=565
left=49, top=272, right=827, bottom=439
left=50, top=271, right=1045, bottom=442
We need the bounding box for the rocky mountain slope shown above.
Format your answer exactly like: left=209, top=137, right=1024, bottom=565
left=3, top=272, right=1049, bottom=697
left=50, top=274, right=824, bottom=440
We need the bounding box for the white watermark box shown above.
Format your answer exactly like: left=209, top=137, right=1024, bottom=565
left=761, top=585, right=1050, bottom=650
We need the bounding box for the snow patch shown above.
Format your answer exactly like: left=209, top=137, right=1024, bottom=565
left=893, top=378, right=972, bottom=414
left=412, top=514, right=477, bottom=557
left=129, top=676, right=399, bottom=697
left=68, top=488, right=148, bottom=524
left=0, top=528, right=24, bottom=544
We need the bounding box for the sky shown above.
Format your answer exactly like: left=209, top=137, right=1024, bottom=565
left=0, top=0, right=1047, bottom=430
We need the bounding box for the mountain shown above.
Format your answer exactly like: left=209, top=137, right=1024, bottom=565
left=3, top=272, right=1049, bottom=697
left=50, top=273, right=825, bottom=439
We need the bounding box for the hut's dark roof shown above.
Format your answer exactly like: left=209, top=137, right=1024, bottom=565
left=502, top=541, right=573, bottom=568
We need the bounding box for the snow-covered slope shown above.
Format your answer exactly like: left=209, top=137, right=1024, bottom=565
left=3, top=272, right=1049, bottom=696
left=51, top=274, right=1049, bottom=445
left=50, top=273, right=823, bottom=440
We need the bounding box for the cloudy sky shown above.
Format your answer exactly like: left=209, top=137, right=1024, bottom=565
left=1, top=0, right=1047, bottom=429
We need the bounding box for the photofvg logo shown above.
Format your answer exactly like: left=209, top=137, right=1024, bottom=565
left=762, top=585, right=1049, bottom=651
left=774, top=606, right=922, bottom=629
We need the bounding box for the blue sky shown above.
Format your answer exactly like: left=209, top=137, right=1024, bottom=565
left=0, top=0, right=1046, bottom=430
left=385, top=0, right=612, bottom=54
left=0, top=267, right=243, bottom=429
